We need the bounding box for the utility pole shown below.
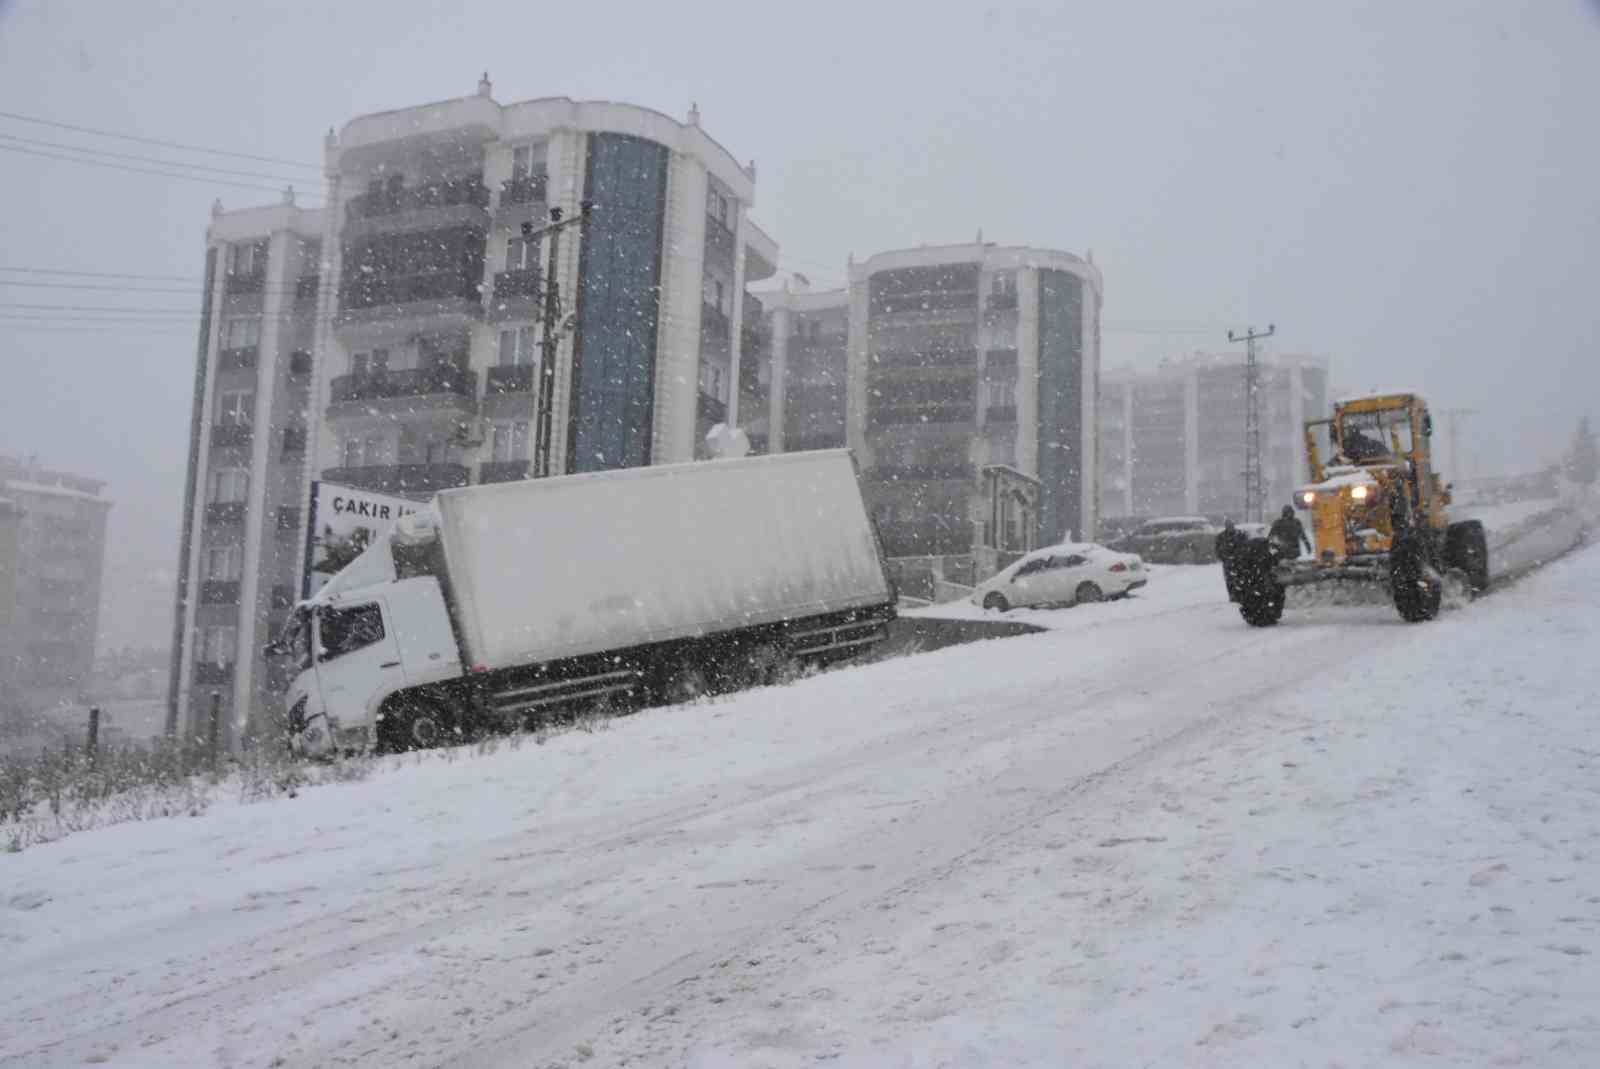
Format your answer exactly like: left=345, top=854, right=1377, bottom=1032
left=522, top=202, right=593, bottom=477
left=1228, top=323, right=1275, bottom=523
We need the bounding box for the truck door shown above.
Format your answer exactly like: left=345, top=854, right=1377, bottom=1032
left=314, top=599, right=404, bottom=739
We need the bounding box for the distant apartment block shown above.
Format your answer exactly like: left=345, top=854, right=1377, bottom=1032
left=0, top=455, right=112, bottom=707
left=748, top=244, right=1103, bottom=591
left=1100, top=353, right=1331, bottom=521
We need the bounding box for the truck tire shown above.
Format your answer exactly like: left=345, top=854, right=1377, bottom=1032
left=377, top=695, right=446, bottom=753
left=1391, top=537, right=1443, bottom=622
left=1235, top=539, right=1286, bottom=627
left=1445, top=520, right=1490, bottom=592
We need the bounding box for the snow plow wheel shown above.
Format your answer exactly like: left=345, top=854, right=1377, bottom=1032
left=983, top=592, right=1011, bottom=613
left=1391, top=538, right=1443, bottom=623
left=1445, top=519, right=1490, bottom=592
left=1235, top=539, right=1286, bottom=627
left=1075, top=581, right=1104, bottom=605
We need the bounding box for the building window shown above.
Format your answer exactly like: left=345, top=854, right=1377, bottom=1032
left=506, top=236, right=534, bottom=271
left=208, top=468, right=249, bottom=504
left=511, top=145, right=533, bottom=180
left=340, top=435, right=388, bottom=468
left=498, top=326, right=536, bottom=366
left=490, top=421, right=529, bottom=462
left=203, top=544, right=242, bottom=581
left=349, top=349, right=389, bottom=375
left=699, top=363, right=726, bottom=403
left=227, top=242, right=265, bottom=276
left=217, top=391, right=254, bottom=427
left=199, top=625, right=237, bottom=665
left=222, top=317, right=261, bottom=349
left=706, top=186, right=730, bottom=228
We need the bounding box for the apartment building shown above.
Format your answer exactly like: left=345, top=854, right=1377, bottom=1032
left=0, top=455, right=112, bottom=708
left=168, top=83, right=778, bottom=749
left=313, top=81, right=777, bottom=499
left=1100, top=352, right=1331, bottom=522
left=166, top=195, right=324, bottom=747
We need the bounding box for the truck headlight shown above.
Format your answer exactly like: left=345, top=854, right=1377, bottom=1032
left=1301, top=491, right=1315, bottom=505
left=1351, top=485, right=1369, bottom=501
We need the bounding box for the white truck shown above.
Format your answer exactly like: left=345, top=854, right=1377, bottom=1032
left=276, top=451, right=895, bottom=754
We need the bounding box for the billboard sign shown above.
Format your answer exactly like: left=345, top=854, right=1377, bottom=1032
left=300, top=481, right=424, bottom=599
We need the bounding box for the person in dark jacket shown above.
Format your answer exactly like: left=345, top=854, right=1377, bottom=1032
left=1214, top=519, right=1246, bottom=601
left=1269, top=505, right=1312, bottom=558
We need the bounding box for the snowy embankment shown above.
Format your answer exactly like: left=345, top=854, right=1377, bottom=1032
left=3, top=542, right=1598, bottom=1066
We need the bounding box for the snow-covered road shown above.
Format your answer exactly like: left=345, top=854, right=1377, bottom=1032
left=3, top=539, right=1597, bottom=1067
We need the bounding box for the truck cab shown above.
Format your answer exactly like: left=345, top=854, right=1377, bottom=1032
left=277, top=536, right=461, bottom=756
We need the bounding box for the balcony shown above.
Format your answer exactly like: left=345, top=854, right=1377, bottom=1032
left=294, top=274, right=320, bottom=303
left=336, top=272, right=485, bottom=328
left=500, top=173, right=548, bottom=207
left=288, top=349, right=313, bottom=376
left=329, top=364, right=477, bottom=405
left=276, top=506, right=301, bottom=532
left=488, top=268, right=542, bottom=323
left=218, top=346, right=257, bottom=371
left=270, top=584, right=296, bottom=610
left=223, top=271, right=264, bottom=296
left=210, top=423, right=253, bottom=449
left=200, top=580, right=240, bottom=605
left=486, top=363, right=535, bottom=395
left=480, top=460, right=530, bottom=484
left=205, top=502, right=247, bottom=525
left=346, top=179, right=490, bottom=221
left=281, top=427, right=307, bottom=455
left=320, top=463, right=470, bottom=496
left=194, top=662, right=234, bottom=685
left=985, top=406, right=1018, bottom=424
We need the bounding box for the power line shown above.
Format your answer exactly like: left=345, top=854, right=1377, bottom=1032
left=0, top=302, right=198, bottom=314
left=0, top=141, right=308, bottom=196
left=0, top=266, right=202, bottom=283
left=0, top=279, right=200, bottom=293
left=0, top=109, right=322, bottom=171
left=0, top=133, right=315, bottom=186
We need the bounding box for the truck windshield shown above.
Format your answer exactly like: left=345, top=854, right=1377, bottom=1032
left=1339, top=408, right=1412, bottom=461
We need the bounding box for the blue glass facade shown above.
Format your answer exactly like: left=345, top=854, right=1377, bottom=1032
left=568, top=134, right=670, bottom=472
left=1037, top=269, right=1085, bottom=542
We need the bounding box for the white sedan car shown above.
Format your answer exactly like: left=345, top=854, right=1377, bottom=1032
left=971, top=542, right=1147, bottom=612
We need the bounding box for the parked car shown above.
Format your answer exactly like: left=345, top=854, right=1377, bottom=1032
left=1106, top=516, right=1220, bottom=564
left=972, top=542, right=1147, bottom=612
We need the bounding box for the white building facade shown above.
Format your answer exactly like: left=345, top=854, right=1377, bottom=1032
left=1100, top=352, right=1331, bottom=522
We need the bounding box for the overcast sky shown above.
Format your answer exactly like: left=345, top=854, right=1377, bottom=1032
left=2, top=0, right=1597, bottom=652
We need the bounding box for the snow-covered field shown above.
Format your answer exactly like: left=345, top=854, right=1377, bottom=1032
left=3, top=528, right=1597, bottom=1066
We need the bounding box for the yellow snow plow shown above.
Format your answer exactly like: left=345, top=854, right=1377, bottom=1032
left=1234, top=393, right=1488, bottom=626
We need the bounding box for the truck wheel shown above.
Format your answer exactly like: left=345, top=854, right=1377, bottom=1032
left=982, top=592, right=1010, bottom=612
left=1445, top=520, right=1490, bottom=592
left=737, top=641, right=797, bottom=688
left=1391, top=539, right=1443, bottom=622
left=1235, top=540, right=1286, bottom=627
left=377, top=697, right=446, bottom=753
left=665, top=662, right=710, bottom=704
left=1075, top=581, right=1104, bottom=605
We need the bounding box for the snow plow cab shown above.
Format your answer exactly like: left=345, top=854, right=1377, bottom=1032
left=1234, top=393, right=1489, bottom=626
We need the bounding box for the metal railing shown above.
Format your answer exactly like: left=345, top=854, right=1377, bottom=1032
left=329, top=364, right=477, bottom=404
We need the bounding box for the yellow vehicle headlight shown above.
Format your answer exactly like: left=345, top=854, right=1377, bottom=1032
left=1301, top=491, right=1315, bottom=505
left=1351, top=485, right=1369, bottom=501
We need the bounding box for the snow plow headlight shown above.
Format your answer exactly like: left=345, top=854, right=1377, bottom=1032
left=1350, top=485, right=1369, bottom=501
left=1301, top=491, right=1315, bottom=506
